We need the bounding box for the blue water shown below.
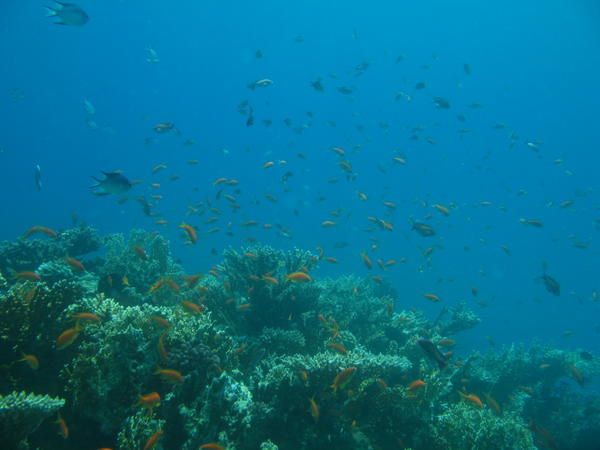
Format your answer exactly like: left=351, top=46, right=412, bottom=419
left=1, top=0, right=599, bottom=354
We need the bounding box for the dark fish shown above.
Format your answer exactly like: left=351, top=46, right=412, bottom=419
left=412, top=222, right=436, bottom=237
left=433, top=97, right=451, bottom=109
left=337, top=86, right=354, bottom=95
left=418, top=338, right=448, bottom=369
left=153, top=122, right=177, bottom=134
left=415, top=82, right=426, bottom=90
left=464, top=63, right=471, bottom=75
left=246, top=106, right=254, bottom=127
left=46, top=1, right=89, bottom=26
left=91, top=171, right=132, bottom=196
left=34, top=164, right=42, bottom=191
left=311, top=78, right=324, bottom=92
left=541, top=274, right=560, bottom=296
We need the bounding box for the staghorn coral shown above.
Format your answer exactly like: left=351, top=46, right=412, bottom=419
left=431, top=402, right=535, bottom=450
left=0, top=391, right=65, bottom=449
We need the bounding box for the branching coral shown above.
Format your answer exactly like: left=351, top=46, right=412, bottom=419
left=0, top=391, right=65, bottom=449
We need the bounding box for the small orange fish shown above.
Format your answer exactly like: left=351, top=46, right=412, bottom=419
left=483, top=393, right=501, bottom=415
left=262, top=275, right=279, bottom=285
left=237, top=303, right=252, bottom=312
left=184, top=274, right=202, bottom=287
left=158, top=332, right=169, bottom=363
left=148, top=278, right=165, bottom=294
left=360, top=252, right=372, bottom=270
left=165, top=278, right=180, bottom=293
left=328, top=342, right=348, bottom=355
left=23, top=225, right=58, bottom=239
left=138, top=392, right=161, bottom=412
left=459, top=391, right=483, bottom=408
left=199, top=444, right=225, bottom=450
left=179, top=223, right=198, bottom=244
left=423, top=293, right=441, bottom=302
left=133, top=246, right=148, bottom=260
left=56, top=413, right=69, bottom=439
left=149, top=315, right=172, bottom=329
left=18, top=352, right=39, bottom=370
left=298, top=370, right=309, bottom=382
left=72, top=312, right=101, bottom=323
left=432, top=203, right=450, bottom=216
left=143, top=430, right=163, bottom=450
left=56, top=322, right=82, bottom=350
left=309, top=397, right=319, bottom=422
left=331, top=367, right=357, bottom=393
left=181, top=300, right=204, bottom=315
left=14, top=271, right=41, bottom=282
left=65, top=257, right=86, bottom=272
left=437, top=338, right=455, bottom=347
left=155, top=368, right=184, bottom=384
left=286, top=272, right=312, bottom=283
left=407, top=379, right=426, bottom=392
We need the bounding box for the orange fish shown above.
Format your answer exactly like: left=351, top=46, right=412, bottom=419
left=143, top=430, right=163, bottom=450
left=56, top=413, right=69, bottom=439
left=237, top=303, right=252, bottom=312
left=18, top=352, right=39, bottom=370
left=437, top=338, right=455, bottom=347
left=483, top=393, right=501, bottom=415
left=328, top=342, right=348, bottom=355
left=149, top=315, right=172, bottom=329
left=181, top=300, right=204, bottom=315
left=155, top=368, right=184, bottom=384
left=407, top=379, right=426, bottom=392
left=286, top=272, right=312, bottom=283
left=56, top=322, right=82, bottom=350
left=148, top=278, right=165, bottom=294
left=65, top=257, right=86, bottom=272
left=199, top=444, right=225, bottom=450
left=14, top=271, right=41, bottom=282
left=309, top=397, right=319, bottom=422
left=423, top=293, right=441, bottom=302
left=179, top=223, right=198, bottom=244
left=158, top=332, right=169, bottom=363
left=459, top=391, right=483, bottom=408
left=298, top=370, right=309, bottom=382
left=184, top=274, right=202, bottom=287
left=360, top=252, right=372, bottom=270
left=72, top=312, right=101, bottom=323
left=23, top=225, right=57, bottom=239
left=138, top=392, right=161, bottom=413
left=165, top=278, right=180, bottom=293
left=262, top=275, right=279, bottom=285
left=432, top=203, right=450, bottom=216
left=133, top=246, right=148, bottom=260
left=331, top=367, right=357, bottom=393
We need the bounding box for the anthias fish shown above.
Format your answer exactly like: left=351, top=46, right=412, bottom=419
left=418, top=338, right=448, bottom=369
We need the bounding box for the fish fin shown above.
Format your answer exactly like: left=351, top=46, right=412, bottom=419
left=45, top=7, right=57, bottom=16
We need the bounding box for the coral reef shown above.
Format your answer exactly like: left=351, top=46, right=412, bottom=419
left=0, top=228, right=597, bottom=450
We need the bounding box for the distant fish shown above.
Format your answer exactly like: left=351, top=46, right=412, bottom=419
left=45, top=2, right=89, bottom=26
left=34, top=164, right=42, bottom=191
left=539, top=263, right=560, bottom=296
left=412, top=221, right=436, bottom=237
left=91, top=171, right=132, bottom=196
left=418, top=338, right=448, bottom=369
left=433, top=96, right=451, bottom=109
left=247, top=78, right=273, bottom=90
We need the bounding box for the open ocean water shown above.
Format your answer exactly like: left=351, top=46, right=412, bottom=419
left=0, top=1, right=599, bottom=449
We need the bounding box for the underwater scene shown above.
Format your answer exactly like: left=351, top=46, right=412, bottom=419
left=1, top=1, right=599, bottom=449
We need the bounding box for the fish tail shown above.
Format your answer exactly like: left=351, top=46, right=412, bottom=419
left=44, top=7, right=57, bottom=16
